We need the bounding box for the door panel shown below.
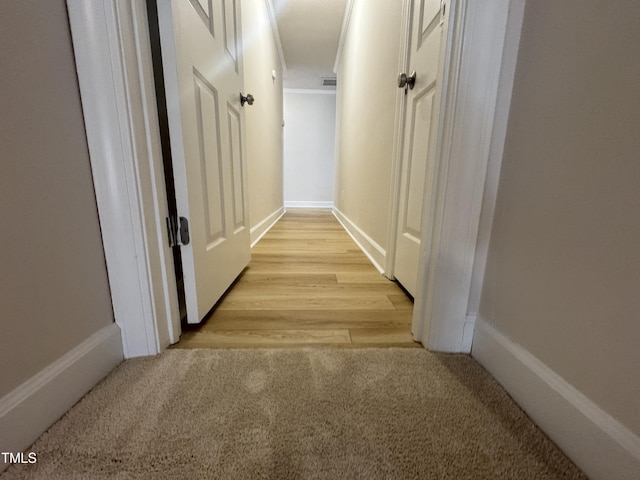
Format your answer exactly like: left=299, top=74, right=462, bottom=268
left=193, top=72, right=226, bottom=246
left=393, top=0, right=449, bottom=296
left=403, top=85, right=435, bottom=240
left=227, top=105, right=246, bottom=231
left=159, top=0, right=250, bottom=324
left=222, top=0, right=238, bottom=70
left=419, top=0, right=442, bottom=44
left=194, top=0, right=210, bottom=17
left=189, top=0, right=214, bottom=32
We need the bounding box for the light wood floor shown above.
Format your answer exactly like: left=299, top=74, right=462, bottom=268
left=174, top=209, right=420, bottom=348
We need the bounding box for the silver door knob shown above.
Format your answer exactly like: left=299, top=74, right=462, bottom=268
left=397, top=71, right=416, bottom=90
left=240, top=92, right=254, bottom=106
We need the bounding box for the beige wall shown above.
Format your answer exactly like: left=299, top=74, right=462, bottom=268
left=0, top=0, right=114, bottom=398
left=334, top=0, right=403, bottom=249
left=242, top=0, right=284, bottom=230
left=480, top=0, right=640, bottom=435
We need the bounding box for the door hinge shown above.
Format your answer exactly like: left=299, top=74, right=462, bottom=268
left=166, top=215, right=190, bottom=247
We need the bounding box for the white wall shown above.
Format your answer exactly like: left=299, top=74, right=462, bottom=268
left=283, top=91, right=336, bottom=208
left=242, top=0, right=285, bottom=244
left=473, top=1, right=640, bottom=478
left=333, top=0, right=403, bottom=263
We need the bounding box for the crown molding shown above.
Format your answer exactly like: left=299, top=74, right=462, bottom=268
left=333, top=0, right=354, bottom=73
left=264, top=0, right=287, bottom=72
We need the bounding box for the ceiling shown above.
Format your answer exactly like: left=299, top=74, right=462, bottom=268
left=269, top=0, right=348, bottom=90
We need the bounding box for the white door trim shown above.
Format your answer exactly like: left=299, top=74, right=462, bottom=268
left=406, top=0, right=524, bottom=352
left=67, top=0, right=180, bottom=357
left=465, top=0, right=526, bottom=323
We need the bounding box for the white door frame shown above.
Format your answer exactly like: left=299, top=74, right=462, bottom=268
left=67, top=0, right=180, bottom=357
left=68, top=0, right=525, bottom=357
left=387, top=0, right=526, bottom=352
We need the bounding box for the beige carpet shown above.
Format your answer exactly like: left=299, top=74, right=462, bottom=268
left=1, top=349, right=586, bottom=479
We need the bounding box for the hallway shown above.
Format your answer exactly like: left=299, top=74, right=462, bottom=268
left=175, top=210, right=419, bottom=348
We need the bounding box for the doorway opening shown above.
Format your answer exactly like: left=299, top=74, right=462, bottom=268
left=148, top=0, right=436, bottom=343
left=69, top=0, right=517, bottom=356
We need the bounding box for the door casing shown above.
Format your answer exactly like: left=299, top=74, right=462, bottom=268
left=68, top=0, right=180, bottom=357
left=383, top=0, right=525, bottom=352
left=68, top=0, right=524, bottom=356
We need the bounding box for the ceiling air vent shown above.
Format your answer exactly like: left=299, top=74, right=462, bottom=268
left=321, top=77, right=337, bottom=87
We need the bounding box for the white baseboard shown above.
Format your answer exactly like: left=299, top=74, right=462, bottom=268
left=472, top=318, right=640, bottom=480
left=284, top=201, right=333, bottom=209
left=250, top=206, right=285, bottom=247
left=0, top=323, right=123, bottom=471
left=332, top=207, right=386, bottom=274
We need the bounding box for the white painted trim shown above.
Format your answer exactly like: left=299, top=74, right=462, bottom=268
left=332, top=207, right=386, bottom=275
left=333, top=0, right=355, bottom=73
left=472, top=318, right=640, bottom=480
left=466, top=0, right=525, bottom=317
left=283, top=88, right=337, bottom=95
left=0, top=324, right=123, bottom=471
left=264, top=0, right=287, bottom=72
left=68, top=0, right=180, bottom=357
left=250, top=206, right=285, bottom=247
left=385, top=0, right=412, bottom=279
left=285, top=201, right=334, bottom=209
left=118, top=0, right=181, bottom=346
left=412, top=0, right=516, bottom=352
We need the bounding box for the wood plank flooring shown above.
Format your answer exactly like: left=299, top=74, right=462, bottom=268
left=174, top=209, right=420, bottom=348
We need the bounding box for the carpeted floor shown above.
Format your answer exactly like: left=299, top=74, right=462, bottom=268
left=1, top=349, right=586, bottom=479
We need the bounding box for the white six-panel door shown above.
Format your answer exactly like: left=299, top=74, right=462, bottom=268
left=393, top=0, right=449, bottom=296
left=158, top=0, right=250, bottom=323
